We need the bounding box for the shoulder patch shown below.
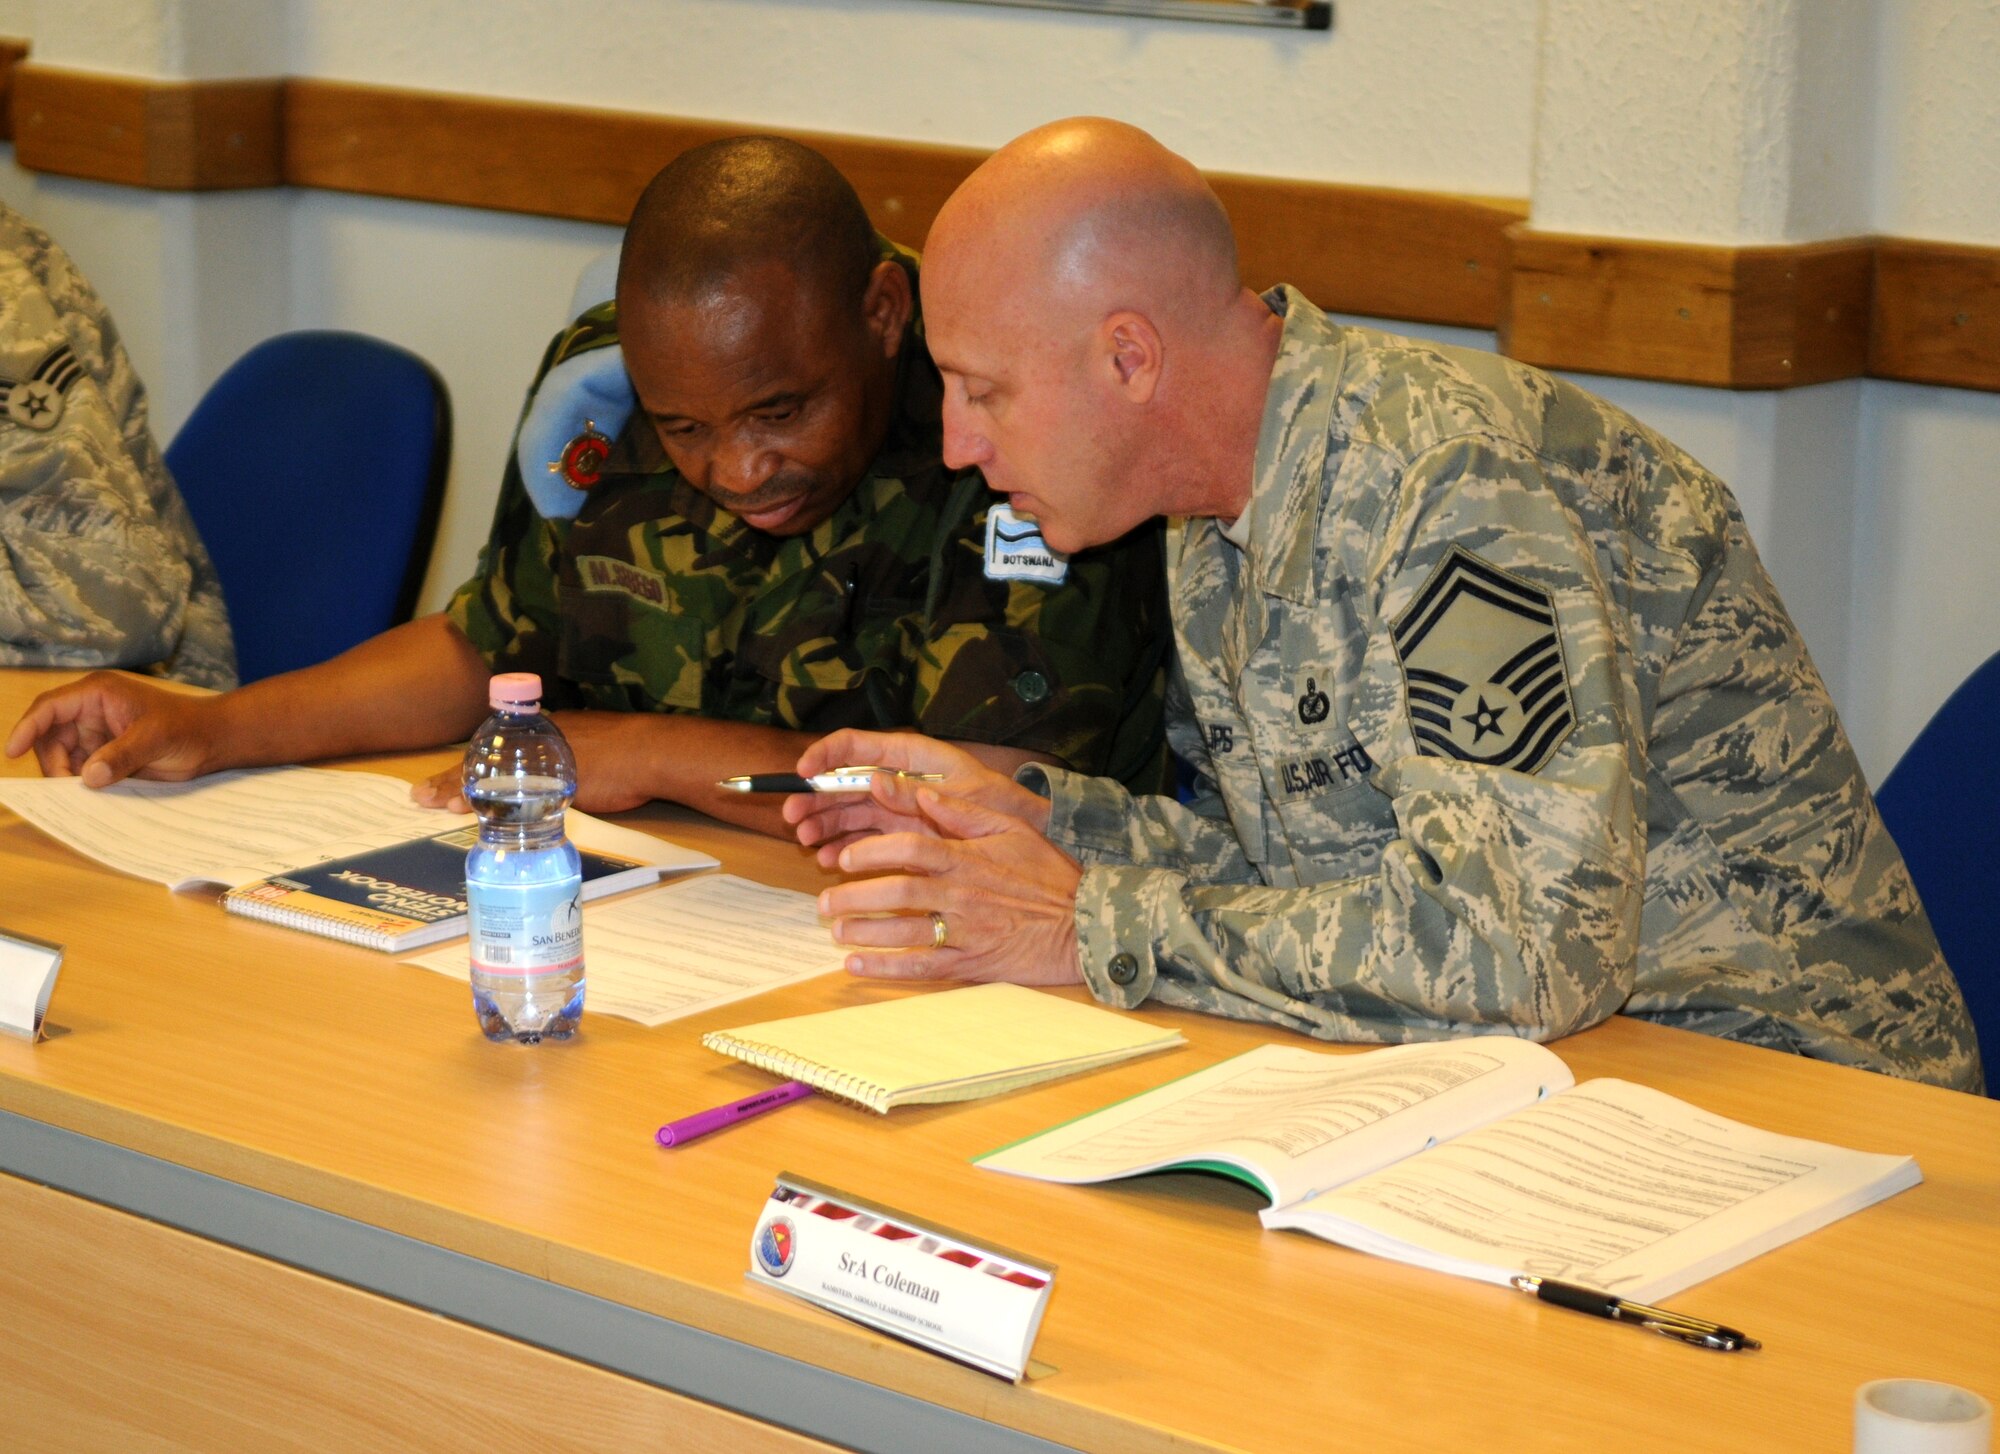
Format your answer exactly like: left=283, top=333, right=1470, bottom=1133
left=517, top=339, right=635, bottom=521
left=1, top=343, right=83, bottom=431
left=1391, top=546, right=1574, bottom=774
left=983, top=503, right=1068, bottom=584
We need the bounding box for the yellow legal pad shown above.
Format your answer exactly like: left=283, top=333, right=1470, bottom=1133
left=701, top=983, right=1185, bottom=1113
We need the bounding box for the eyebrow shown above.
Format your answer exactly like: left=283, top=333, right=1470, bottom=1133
left=647, top=389, right=811, bottom=426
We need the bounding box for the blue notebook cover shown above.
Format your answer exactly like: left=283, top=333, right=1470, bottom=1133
left=220, top=826, right=657, bottom=951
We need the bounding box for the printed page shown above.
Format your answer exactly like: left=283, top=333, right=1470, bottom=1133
left=0, top=768, right=472, bottom=888
left=979, top=1039, right=1572, bottom=1208
left=1263, top=1078, right=1920, bottom=1302
left=405, top=874, right=838, bottom=1026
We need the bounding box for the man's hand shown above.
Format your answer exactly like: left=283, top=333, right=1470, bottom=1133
left=412, top=709, right=667, bottom=815
left=816, top=787, right=1084, bottom=986
left=784, top=728, right=1052, bottom=867
left=3, top=671, right=222, bottom=786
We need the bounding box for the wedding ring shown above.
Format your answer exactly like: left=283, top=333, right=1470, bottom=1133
left=929, top=911, right=950, bottom=949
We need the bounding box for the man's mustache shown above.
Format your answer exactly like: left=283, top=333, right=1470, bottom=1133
left=711, top=472, right=818, bottom=513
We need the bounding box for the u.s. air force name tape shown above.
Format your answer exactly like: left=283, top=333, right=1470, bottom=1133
left=748, top=1172, right=1055, bottom=1382
left=983, top=503, right=1068, bottom=585
left=0, top=927, right=62, bottom=1042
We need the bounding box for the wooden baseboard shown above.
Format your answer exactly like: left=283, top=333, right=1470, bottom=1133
left=6, top=61, right=1997, bottom=393
left=11, top=62, right=282, bottom=189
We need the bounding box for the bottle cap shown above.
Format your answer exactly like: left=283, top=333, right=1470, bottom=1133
left=488, top=672, right=543, bottom=710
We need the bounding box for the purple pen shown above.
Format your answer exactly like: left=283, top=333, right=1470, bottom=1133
left=656, top=1080, right=814, bottom=1148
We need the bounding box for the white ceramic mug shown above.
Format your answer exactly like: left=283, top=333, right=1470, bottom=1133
left=1855, top=1380, right=1993, bottom=1454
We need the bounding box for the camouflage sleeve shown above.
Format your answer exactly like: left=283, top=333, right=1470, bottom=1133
left=443, top=330, right=573, bottom=703
left=0, top=221, right=236, bottom=688
left=1038, top=434, right=1645, bottom=1046
left=913, top=512, right=1172, bottom=793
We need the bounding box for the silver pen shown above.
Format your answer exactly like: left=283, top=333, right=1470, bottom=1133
left=715, top=765, right=947, bottom=794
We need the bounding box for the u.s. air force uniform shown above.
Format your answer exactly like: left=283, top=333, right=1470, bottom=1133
left=1022, top=285, right=1981, bottom=1093
left=449, top=243, right=1172, bottom=790
left=0, top=203, right=236, bottom=689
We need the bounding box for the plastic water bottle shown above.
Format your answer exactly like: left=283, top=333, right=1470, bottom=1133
left=463, top=672, right=585, bottom=1042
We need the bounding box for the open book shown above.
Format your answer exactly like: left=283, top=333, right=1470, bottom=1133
left=702, top=983, right=1185, bottom=1114
left=976, top=1039, right=1920, bottom=1302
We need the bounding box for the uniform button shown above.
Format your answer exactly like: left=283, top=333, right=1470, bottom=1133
left=1107, top=952, right=1139, bottom=986
left=1012, top=669, right=1050, bottom=704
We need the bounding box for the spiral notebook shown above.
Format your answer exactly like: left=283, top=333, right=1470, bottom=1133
left=220, top=820, right=703, bottom=952
left=700, top=983, right=1185, bottom=1113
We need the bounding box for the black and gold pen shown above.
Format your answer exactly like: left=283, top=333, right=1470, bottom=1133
left=1510, top=1275, right=1761, bottom=1351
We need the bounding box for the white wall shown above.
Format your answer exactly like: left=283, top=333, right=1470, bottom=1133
left=4, top=0, right=1996, bottom=781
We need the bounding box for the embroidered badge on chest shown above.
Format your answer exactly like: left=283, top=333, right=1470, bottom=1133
left=1, top=343, right=83, bottom=432
left=1391, top=546, right=1575, bottom=774
left=983, top=503, right=1069, bottom=584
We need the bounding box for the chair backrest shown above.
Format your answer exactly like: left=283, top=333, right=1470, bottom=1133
left=1874, top=650, right=2000, bottom=1091
left=166, top=331, right=451, bottom=684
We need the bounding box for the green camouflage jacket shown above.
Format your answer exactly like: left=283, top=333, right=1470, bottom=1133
left=0, top=203, right=236, bottom=688
left=448, top=247, right=1170, bottom=791
left=1024, top=286, right=1980, bottom=1093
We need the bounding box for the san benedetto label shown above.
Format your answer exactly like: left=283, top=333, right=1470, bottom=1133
left=746, top=1173, right=1055, bottom=1381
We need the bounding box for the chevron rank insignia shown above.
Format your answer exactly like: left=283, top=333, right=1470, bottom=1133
left=1391, top=547, right=1574, bottom=774
left=1, top=343, right=84, bottom=431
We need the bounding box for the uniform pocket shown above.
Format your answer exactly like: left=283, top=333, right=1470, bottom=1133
left=556, top=572, right=706, bottom=711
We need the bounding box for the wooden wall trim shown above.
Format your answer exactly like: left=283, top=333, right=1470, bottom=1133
left=0, top=38, right=27, bottom=143
left=6, top=63, right=1997, bottom=394
left=1871, top=238, right=2000, bottom=393
left=1501, top=228, right=1875, bottom=389
left=11, top=62, right=282, bottom=189
left=280, top=79, right=1518, bottom=330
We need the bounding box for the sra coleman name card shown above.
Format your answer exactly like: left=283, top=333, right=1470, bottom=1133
left=746, top=1172, right=1054, bottom=1381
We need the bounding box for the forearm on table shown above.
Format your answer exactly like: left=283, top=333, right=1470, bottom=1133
left=583, top=713, right=816, bottom=836
left=206, top=613, right=492, bottom=767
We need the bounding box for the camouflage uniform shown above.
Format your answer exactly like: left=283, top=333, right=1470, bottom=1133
left=449, top=245, right=1170, bottom=790
left=1024, top=286, right=1981, bottom=1093
left=0, top=203, right=235, bottom=688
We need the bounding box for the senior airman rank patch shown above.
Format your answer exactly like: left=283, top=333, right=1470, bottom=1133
left=1, top=343, right=83, bottom=431
left=1391, top=546, right=1574, bottom=774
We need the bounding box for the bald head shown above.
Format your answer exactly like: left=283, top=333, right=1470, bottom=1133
left=928, top=118, right=1240, bottom=336
left=618, top=136, right=878, bottom=315
left=923, top=119, right=1279, bottom=550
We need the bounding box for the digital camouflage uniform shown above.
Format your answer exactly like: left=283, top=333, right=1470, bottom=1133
left=449, top=243, right=1171, bottom=790
left=0, top=203, right=235, bottom=688
left=1023, top=285, right=1981, bottom=1093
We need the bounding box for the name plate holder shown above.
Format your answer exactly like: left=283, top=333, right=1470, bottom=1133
left=0, top=928, right=62, bottom=1042
left=747, top=1172, right=1055, bottom=1382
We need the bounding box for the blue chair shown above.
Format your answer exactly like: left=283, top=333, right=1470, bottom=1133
left=1874, top=650, right=2000, bottom=1090
left=166, top=331, right=451, bottom=684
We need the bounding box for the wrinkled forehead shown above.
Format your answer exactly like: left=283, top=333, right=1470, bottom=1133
left=621, top=260, right=852, bottom=405
left=922, top=258, right=1060, bottom=385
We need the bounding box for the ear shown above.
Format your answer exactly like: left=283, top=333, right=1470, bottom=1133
left=1101, top=309, right=1163, bottom=404
left=860, top=260, right=914, bottom=360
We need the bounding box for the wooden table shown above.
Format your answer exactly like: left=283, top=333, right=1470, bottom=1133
left=1, top=669, right=1995, bottom=1453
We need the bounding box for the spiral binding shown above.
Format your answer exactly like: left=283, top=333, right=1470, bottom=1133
left=221, top=894, right=399, bottom=951
left=699, top=1033, right=893, bottom=1113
